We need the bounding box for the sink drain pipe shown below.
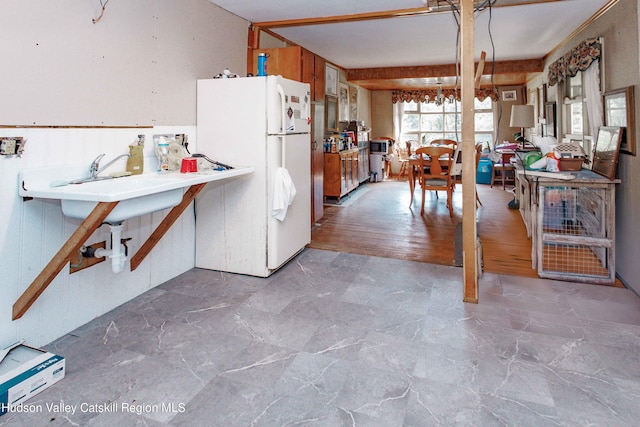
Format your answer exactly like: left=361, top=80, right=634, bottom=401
left=93, top=223, right=127, bottom=273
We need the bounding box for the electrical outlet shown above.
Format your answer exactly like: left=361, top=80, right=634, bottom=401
left=0, top=138, right=17, bottom=155
left=0, top=137, right=25, bottom=156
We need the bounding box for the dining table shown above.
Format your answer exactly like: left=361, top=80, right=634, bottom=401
left=407, top=154, right=451, bottom=205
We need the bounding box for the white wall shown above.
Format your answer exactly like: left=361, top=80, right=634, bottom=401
left=0, top=0, right=248, bottom=347
left=0, top=0, right=246, bottom=126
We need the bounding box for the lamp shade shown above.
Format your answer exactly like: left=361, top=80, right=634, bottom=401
left=510, top=104, right=535, bottom=128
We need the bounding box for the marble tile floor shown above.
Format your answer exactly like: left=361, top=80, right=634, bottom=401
left=3, top=248, right=640, bottom=426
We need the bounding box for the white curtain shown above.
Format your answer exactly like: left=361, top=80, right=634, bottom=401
left=393, top=101, right=404, bottom=144
left=585, top=58, right=603, bottom=152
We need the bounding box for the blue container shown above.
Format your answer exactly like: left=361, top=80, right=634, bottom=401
left=257, top=53, right=267, bottom=76
left=476, top=158, right=493, bottom=184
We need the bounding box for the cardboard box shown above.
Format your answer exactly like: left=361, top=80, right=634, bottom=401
left=559, top=157, right=585, bottom=171
left=0, top=342, right=65, bottom=416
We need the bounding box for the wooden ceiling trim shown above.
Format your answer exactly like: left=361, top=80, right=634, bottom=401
left=349, top=74, right=530, bottom=91
left=252, top=7, right=432, bottom=29
left=348, top=64, right=458, bottom=80
left=251, top=0, right=564, bottom=29
left=346, top=58, right=543, bottom=81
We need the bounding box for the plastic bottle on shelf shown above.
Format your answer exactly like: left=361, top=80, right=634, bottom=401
left=157, top=142, right=169, bottom=172
left=126, top=135, right=145, bottom=175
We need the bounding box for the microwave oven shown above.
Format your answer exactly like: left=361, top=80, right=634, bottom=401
left=369, top=139, right=390, bottom=154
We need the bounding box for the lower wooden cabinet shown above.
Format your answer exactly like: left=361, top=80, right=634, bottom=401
left=358, top=147, right=370, bottom=183
left=324, top=149, right=359, bottom=202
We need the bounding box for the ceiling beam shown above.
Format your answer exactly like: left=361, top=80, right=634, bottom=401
left=253, top=7, right=431, bottom=28
left=346, top=58, right=544, bottom=81
left=349, top=74, right=532, bottom=91
left=251, top=0, right=564, bottom=29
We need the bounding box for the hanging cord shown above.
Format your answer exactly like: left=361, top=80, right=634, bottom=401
left=474, top=0, right=499, bottom=150
left=191, top=153, right=234, bottom=170
left=443, top=0, right=461, bottom=141
left=92, top=0, right=110, bottom=24
left=485, top=1, right=501, bottom=150
left=445, top=0, right=499, bottom=147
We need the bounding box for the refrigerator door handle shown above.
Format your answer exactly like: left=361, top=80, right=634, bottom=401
left=277, top=83, right=287, bottom=134
left=279, top=135, right=286, bottom=168
left=276, top=83, right=288, bottom=168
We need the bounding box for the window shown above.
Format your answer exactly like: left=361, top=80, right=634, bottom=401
left=562, top=72, right=592, bottom=153
left=474, top=97, right=494, bottom=147
left=400, top=97, right=494, bottom=147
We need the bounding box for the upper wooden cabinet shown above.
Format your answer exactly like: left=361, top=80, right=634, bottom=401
left=302, top=49, right=325, bottom=102
left=250, top=46, right=325, bottom=101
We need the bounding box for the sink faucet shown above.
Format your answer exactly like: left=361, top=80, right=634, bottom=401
left=89, top=153, right=130, bottom=179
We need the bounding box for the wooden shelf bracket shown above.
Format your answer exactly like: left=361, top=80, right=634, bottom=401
left=130, top=183, right=207, bottom=271
left=13, top=201, right=119, bottom=320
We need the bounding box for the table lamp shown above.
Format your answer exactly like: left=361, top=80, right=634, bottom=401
left=510, top=104, right=535, bottom=149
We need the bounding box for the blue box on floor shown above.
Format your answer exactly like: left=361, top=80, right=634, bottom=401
left=477, top=158, right=493, bottom=184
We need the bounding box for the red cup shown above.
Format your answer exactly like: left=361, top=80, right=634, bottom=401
left=180, top=157, right=198, bottom=173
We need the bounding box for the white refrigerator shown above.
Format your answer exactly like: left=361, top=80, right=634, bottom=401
left=195, top=76, right=311, bottom=277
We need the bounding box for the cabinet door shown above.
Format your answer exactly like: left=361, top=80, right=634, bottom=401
left=313, top=55, right=325, bottom=101
left=302, top=50, right=326, bottom=102
left=250, top=47, right=325, bottom=101
left=346, top=152, right=353, bottom=189
left=359, top=147, right=369, bottom=183
left=323, top=153, right=340, bottom=198
left=341, top=155, right=347, bottom=192
left=302, top=49, right=315, bottom=94
left=252, top=47, right=302, bottom=80
left=351, top=152, right=359, bottom=188
left=311, top=102, right=324, bottom=222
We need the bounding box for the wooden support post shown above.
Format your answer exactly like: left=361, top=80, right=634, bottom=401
left=247, top=26, right=261, bottom=75
left=13, top=201, right=118, bottom=320
left=461, top=0, right=479, bottom=303
left=130, top=183, right=207, bottom=271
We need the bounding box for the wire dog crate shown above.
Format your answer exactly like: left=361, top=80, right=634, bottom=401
left=536, top=184, right=615, bottom=284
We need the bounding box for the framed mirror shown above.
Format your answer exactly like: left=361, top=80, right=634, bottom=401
left=325, top=96, right=338, bottom=133
left=339, top=83, right=349, bottom=122
left=325, top=64, right=338, bottom=97
left=592, top=126, right=622, bottom=180
left=603, top=86, right=635, bottom=155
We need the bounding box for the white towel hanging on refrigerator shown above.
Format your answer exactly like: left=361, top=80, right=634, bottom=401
left=272, top=167, right=297, bottom=221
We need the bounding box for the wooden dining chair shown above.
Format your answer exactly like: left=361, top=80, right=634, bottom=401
left=397, top=140, right=415, bottom=178
left=377, top=137, right=395, bottom=179
left=430, top=138, right=458, bottom=149
left=448, top=143, right=483, bottom=207
left=415, top=146, right=454, bottom=216
left=491, top=151, right=516, bottom=190
left=430, top=138, right=457, bottom=176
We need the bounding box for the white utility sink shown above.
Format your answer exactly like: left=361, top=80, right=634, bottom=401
left=19, top=166, right=253, bottom=223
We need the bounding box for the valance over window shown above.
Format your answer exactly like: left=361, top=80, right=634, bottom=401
left=391, top=88, right=498, bottom=104
left=548, top=38, right=602, bottom=86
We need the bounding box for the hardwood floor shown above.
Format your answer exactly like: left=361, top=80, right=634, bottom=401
left=311, top=178, right=625, bottom=287
left=310, top=179, right=543, bottom=279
